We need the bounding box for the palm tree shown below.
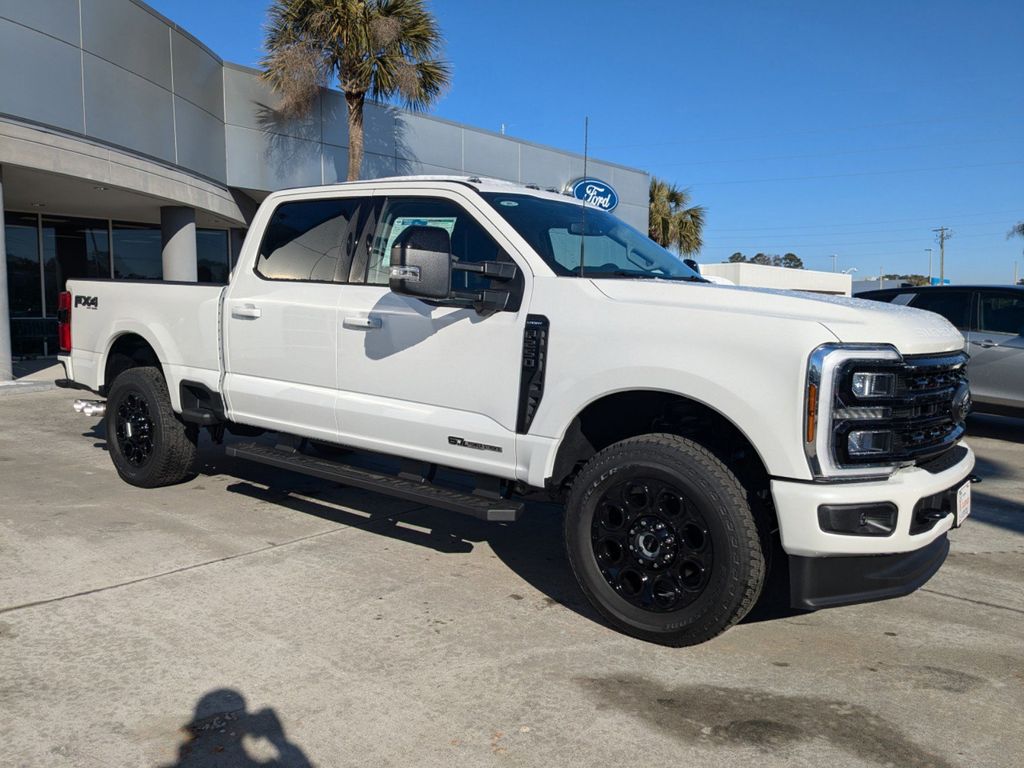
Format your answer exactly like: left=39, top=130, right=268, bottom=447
left=1009, top=221, right=1024, bottom=239
left=648, top=178, right=706, bottom=255
left=262, top=0, right=451, bottom=181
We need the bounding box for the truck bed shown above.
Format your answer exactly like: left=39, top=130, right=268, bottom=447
left=63, top=279, right=225, bottom=407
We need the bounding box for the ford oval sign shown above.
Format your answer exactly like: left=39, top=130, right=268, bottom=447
left=570, top=178, right=619, bottom=212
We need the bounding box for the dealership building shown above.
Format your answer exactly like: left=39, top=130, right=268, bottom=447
left=0, top=0, right=648, bottom=375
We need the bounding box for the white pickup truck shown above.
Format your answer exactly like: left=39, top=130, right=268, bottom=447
left=57, top=176, right=975, bottom=646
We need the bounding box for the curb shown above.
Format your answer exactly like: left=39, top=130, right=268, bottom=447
left=0, top=381, right=57, bottom=396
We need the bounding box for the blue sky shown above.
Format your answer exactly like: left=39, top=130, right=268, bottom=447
left=149, top=0, right=1024, bottom=284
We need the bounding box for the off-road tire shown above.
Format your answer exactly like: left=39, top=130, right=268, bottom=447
left=105, top=366, right=198, bottom=487
left=565, top=433, right=766, bottom=646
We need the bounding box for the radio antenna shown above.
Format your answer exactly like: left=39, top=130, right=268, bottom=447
left=578, top=116, right=589, bottom=277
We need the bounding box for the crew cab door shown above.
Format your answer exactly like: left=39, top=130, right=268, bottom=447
left=966, top=289, right=1024, bottom=410
left=222, top=196, right=369, bottom=439
left=334, top=189, right=530, bottom=477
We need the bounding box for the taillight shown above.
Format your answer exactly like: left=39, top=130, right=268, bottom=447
left=57, top=291, right=72, bottom=352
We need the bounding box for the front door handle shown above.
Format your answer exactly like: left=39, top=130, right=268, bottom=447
left=343, top=315, right=381, bottom=330
left=976, top=339, right=998, bottom=349
left=231, top=304, right=262, bottom=319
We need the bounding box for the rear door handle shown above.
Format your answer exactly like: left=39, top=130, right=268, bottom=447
left=231, top=304, right=262, bottom=319
left=343, top=315, right=381, bottom=330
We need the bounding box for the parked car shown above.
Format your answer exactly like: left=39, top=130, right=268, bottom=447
left=56, top=177, right=975, bottom=646
left=857, top=285, right=1024, bottom=417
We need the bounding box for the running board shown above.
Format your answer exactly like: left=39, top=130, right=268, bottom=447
left=225, top=442, right=523, bottom=522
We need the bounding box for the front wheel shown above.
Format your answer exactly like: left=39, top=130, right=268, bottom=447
left=565, top=434, right=766, bottom=646
left=105, top=366, right=198, bottom=487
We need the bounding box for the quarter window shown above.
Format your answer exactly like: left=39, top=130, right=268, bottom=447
left=978, top=292, right=1024, bottom=335
left=909, top=291, right=972, bottom=329
left=256, top=198, right=363, bottom=282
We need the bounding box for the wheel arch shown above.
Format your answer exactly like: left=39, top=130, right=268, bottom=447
left=546, top=389, right=773, bottom=507
left=102, top=331, right=164, bottom=394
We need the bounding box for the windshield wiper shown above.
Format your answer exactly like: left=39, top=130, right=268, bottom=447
left=585, top=270, right=706, bottom=282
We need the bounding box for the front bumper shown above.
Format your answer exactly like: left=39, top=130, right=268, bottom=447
left=789, top=534, right=949, bottom=610
left=772, top=442, right=973, bottom=610
left=771, top=442, right=974, bottom=557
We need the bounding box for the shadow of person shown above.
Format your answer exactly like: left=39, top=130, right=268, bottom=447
left=165, top=689, right=312, bottom=768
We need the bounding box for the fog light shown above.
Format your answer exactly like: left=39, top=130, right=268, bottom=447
left=848, top=429, right=893, bottom=456
left=852, top=372, right=895, bottom=398
left=818, top=503, right=897, bottom=536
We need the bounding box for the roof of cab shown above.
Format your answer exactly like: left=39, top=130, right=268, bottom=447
left=265, top=175, right=582, bottom=205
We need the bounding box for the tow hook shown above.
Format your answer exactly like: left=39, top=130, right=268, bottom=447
left=72, top=399, right=106, bottom=417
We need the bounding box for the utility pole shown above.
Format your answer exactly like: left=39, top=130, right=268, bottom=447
left=925, top=248, right=933, bottom=285
left=932, top=227, right=952, bottom=283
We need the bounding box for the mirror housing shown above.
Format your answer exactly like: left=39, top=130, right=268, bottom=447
left=683, top=258, right=701, bottom=274
left=389, top=226, right=452, bottom=300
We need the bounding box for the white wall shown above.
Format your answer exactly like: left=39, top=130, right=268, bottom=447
left=699, top=262, right=852, bottom=296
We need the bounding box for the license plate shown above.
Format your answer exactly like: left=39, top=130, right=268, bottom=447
left=955, top=481, right=972, bottom=527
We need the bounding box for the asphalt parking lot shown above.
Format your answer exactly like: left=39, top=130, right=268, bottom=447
left=1, top=387, right=1022, bottom=767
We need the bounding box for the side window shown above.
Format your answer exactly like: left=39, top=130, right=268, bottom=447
left=978, top=292, right=1024, bottom=336
left=256, top=198, right=363, bottom=282
left=368, top=197, right=510, bottom=293
left=909, top=290, right=971, bottom=329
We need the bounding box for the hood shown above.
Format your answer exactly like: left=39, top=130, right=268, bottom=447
left=591, top=279, right=964, bottom=355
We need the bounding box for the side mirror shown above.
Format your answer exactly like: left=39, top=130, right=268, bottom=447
left=683, top=258, right=701, bottom=274
left=388, top=226, right=452, bottom=300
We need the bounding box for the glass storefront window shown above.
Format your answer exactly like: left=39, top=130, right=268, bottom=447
left=42, top=216, right=110, bottom=317
left=197, top=229, right=230, bottom=284
left=112, top=222, right=162, bottom=281
left=4, top=212, right=42, bottom=317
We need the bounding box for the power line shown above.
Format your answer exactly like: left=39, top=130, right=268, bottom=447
left=651, top=136, right=1023, bottom=169
left=702, top=223, right=1011, bottom=239
left=701, top=231, right=1007, bottom=248
left=689, top=160, right=1024, bottom=187
left=592, top=115, right=1024, bottom=151
left=707, top=209, right=1021, bottom=233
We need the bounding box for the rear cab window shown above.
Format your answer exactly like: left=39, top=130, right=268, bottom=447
left=255, top=198, right=365, bottom=282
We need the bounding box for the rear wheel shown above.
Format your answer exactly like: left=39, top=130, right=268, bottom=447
left=105, top=366, right=198, bottom=487
left=565, top=433, right=765, bottom=646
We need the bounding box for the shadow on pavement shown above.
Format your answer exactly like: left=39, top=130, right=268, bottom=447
left=966, top=413, right=1024, bottom=444
left=967, top=489, right=1024, bottom=534
left=163, top=689, right=311, bottom=768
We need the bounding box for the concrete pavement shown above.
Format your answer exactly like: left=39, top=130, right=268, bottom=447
left=1, top=388, right=1022, bottom=767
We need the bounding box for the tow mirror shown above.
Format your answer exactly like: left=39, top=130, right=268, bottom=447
left=389, top=226, right=452, bottom=300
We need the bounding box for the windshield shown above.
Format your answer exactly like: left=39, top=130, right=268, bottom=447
left=480, top=193, right=704, bottom=281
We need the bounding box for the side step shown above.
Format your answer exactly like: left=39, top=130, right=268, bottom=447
left=225, top=442, right=523, bottom=522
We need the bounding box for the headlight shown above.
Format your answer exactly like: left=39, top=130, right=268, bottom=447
left=804, top=344, right=969, bottom=480
left=805, top=344, right=902, bottom=479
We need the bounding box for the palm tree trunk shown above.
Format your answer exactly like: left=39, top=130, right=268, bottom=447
left=345, top=91, right=366, bottom=181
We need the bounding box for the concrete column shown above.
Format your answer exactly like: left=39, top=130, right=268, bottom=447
left=160, top=206, right=198, bottom=282
left=0, top=166, right=13, bottom=380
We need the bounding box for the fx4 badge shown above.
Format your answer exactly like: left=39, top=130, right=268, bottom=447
left=448, top=436, right=502, bottom=453
left=75, top=295, right=99, bottom=310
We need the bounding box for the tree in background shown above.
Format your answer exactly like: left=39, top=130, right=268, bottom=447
left=262, top=0, right=450, bottom=181
left=881, top=274, right=930, bottom=286
left=1008, top=221, right=1024, bottom=240
left=649, top=179, right=707, bottom=256
left=728, top=252, right=804, bottom=269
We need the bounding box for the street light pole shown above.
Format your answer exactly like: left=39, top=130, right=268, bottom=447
left=830, top=254, right=837, bottom=272
left=925, top=248, right=933, bottom=285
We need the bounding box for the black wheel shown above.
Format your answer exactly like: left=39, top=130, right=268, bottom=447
left=105, top=366, right=198, bottom=487
left=565, top=434, right=765, bottom=646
